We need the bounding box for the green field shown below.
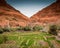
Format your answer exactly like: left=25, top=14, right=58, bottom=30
left=0, top=31, right=60, bottom=48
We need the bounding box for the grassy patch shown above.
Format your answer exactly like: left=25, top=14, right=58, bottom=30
left=0, top=32, right=60, bottom=48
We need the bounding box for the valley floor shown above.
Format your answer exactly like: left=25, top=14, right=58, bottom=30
left=0, top=31, right=60, bottom=48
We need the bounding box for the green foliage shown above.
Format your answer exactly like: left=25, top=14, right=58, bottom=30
left=0, top=27, right=17, bottom=33
left=0, top=27, right=18, bottom=33
left=0, top=35, right=7, bottom=44
left=0, top=32, right=59, bottom=48
left=10, top=27, right=23, bottom=31
left=46, top=39, right=54, bottom=48
left=57, top=25, right=60, bottom=30
left=49, top=25, right=57, bottom=35
left=0, top=27, right=3, bottom=34
left=10, top=28, right=17, bottom=32
left=3, top=27, right=11, bottom=32
left=23, top=26, right=32, bottom=31
left=17, top=26, right=23, bottom=31
left=56, top=40, right=60, bottom=43
left=33, top=25, right=43, bottom=31
left=0, top=35, right=4, bottom=44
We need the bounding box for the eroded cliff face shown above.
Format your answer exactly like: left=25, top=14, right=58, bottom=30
left=30, top=0, right=60, bottom=26
left=0, top=0, right=30, bottom=27
left=0, top=0, right=60, bottom=27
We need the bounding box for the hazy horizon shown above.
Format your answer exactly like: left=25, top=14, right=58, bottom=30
left=6, top=0, right=56, bottom=17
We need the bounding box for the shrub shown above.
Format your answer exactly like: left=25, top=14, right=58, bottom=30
left=23, top=26, right=32, bottom=31
left=17, top=26, right=23, bottom=31
left=49, top=25, right=57, bottom=35
left=57, top=26, right=60, bottom=30
left=0, top=35, right=7, bottom=44
left=3, top=27, right=11, bottom=32
left=0, top=27, right=3, bottom=34
left=33, top=25, right=43, bottom=31
left=10, top=28, right=17, bottom=32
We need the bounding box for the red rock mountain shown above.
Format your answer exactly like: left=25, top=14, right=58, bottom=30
left=0, top=0, right=29, bottom=27
left=30, top=0, right=60, bottom=26
left=0, top=0, right=60, bottom=27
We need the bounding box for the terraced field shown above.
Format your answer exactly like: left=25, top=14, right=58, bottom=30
left=0, top=32, right=60, bottom=48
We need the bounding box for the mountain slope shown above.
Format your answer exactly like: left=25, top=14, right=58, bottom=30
left=30, top=0, right=60, bottom=25
left=0, top=0, right=29, bottom=27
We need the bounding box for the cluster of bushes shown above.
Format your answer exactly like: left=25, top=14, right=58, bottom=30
left=0, top=25, right=43, bottom=33
left=0, top=24, right=59, bottom=36
left=0, top=27, right=11, bottom=34
left=48, top=25, right=57, bottom=35
left=33, top=25, right=43, bottom=31
left=0, top=26, right=23, bottom=33
left=23, top=25, right=43, bottom=31
left=23, top=26, right=32, bottom=31
left=57, top=25, right=60, bottom=30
